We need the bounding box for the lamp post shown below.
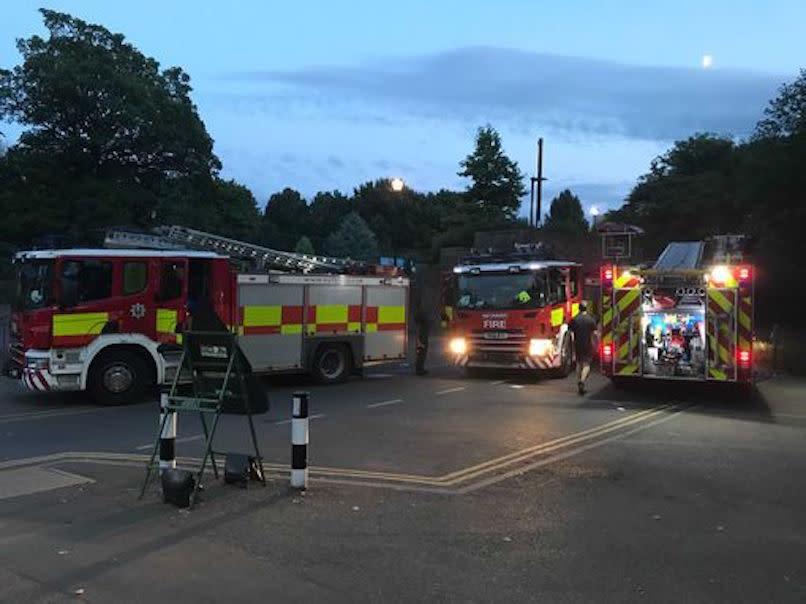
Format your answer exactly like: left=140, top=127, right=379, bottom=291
left=589, top=205, right=600, bottom=230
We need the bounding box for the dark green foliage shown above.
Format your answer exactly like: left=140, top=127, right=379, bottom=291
left=458, top=125, right=526, bottom=220
left=543, top=189, right=588, bottom=235
left=324, top=212, right=378, bottom=259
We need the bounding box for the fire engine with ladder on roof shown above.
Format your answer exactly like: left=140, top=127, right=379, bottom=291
left=9, top=226, right=409, bottom=404
left=597, top=226, right=755, bottom=388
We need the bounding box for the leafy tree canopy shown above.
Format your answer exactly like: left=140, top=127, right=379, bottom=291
left=294, top=235, right=315, bottom=254
left=543, top=189, right=588, bottom=235
left=324, top=212, right=378, bottom=259
left=458, top=125, right=526, bottom=220
left=755, top=69, right=806, bottom=139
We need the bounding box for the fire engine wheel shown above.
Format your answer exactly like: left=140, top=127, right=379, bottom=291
left=88, top=350, right=151, bottom=405
left=312, top=344, right=351, bottom=384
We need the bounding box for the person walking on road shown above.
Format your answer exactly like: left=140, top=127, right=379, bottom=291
left=568, top=301, right=597, bottom=395
left=414, top=295, right=429, bottom=376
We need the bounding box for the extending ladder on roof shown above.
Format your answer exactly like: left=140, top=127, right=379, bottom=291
left=105, top=225, right=362, bottom=273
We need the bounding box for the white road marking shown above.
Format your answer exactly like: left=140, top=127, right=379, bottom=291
left=509, top=384, right=525, bottom=390
left=366, top=373, right=394, bottom=379
left=367, top=399, right=403, bottom=409
left=0, top=408, right=102, bottom=425
left=435, top=387, right=466, bottom=396
left=490, top=380, right=507, bottom=386
left=774, top=413, right=806, bottom=419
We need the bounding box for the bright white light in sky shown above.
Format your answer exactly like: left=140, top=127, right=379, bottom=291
left=589, top=205, right=600, bottom=216
left=702, top=54, right=714, bottom=69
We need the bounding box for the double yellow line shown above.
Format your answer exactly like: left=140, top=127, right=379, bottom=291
left=301, top=404, right=676, bottom=488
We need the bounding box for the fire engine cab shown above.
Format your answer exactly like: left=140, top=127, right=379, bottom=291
left=9, top=226, right=409, bottom=404
left=445, top=246, right=584, bottom=375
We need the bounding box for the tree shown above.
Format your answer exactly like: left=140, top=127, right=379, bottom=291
left=458, top=125, right=526, bottom=220
left=295, top=236, right=315, bottom=254
left=543, top=190, right=588, bottom=235
left=324, top=212, right=378, bottom=259
left=260, top=188, right=309, bottom=250
left=755, top=69, right=806, bottom=139
left=0, top=10, right=233, bottom=245
left=308, top=190, right=351, bottom=251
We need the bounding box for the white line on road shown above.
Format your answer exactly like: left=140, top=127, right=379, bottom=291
left=509, top=384, right=525, bottom=390
left=367, top=399, right=403, bottom=409
left=273, top=413, right=326, bottom=425
left=134, top=434, right=205, bottom=451
left=366, top=373, right=394, bottom=379
left=490, top=380, right=507, bottom=386
left=0, top=407, right=102, bottom=425
left=435, top=387, right=466, bottom=396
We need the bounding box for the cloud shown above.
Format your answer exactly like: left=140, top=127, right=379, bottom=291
left=231, top=46, right=784, bottom=141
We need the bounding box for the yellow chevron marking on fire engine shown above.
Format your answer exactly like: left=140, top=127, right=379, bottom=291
left=739, top=336, right=750, bottom=351
left=550, top=307, right=564, bottom=327
left=614, top=271, right=638, bottom=288
left=156, top=308, right=178, bottom=332
left=618, top=339, right=630, bottom=360
left=571, top=303, right=580, bottom=318
left=52, top=312, right=109, bottom=337
left=738, top=309, right=751, bottom=331
left=708, top=289, right=733, bottom=314
left=316, top=304, right=348, bottom=324
left=280, top=324, right=302, bottom=335
left=243, top=305, right=281, bottom=327
left=709, top=368, right=727, bottom=380
left=617, top=363, right=638, bottom=376
left=616, top=288, right=641, bottom=313
left=378, top=305, right=405, bottom=324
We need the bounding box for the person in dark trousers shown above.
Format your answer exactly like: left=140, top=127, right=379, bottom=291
left=414, top=296, right=429, bottom=376
left=568, top=301, right=598, bottom=395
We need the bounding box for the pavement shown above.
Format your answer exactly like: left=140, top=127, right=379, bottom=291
left=1, top=360, right=805, bottom=603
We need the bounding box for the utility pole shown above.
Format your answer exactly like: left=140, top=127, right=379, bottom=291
left=529, top=138, right=546, bottom=227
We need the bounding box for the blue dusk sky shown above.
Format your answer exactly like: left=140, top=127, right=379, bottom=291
left=2, top=1, right=804, bottom=215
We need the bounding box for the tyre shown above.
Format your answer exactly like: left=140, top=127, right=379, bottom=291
left=88, top=349, right=152, bottom=405
left=311, top=344, right=351, bottom=384
left=550, top=336, right=573, bottom=379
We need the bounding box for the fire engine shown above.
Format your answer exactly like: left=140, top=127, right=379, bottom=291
left=600, top=240, right=754, bottom=386
left=445, top=245, right=584, bottom=375
left=9, top=226, right=409, bottom=404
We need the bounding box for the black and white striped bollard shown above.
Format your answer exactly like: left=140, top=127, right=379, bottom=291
left=291, top=391, right=309, bottom=489
left=159, top=390, right=177, bottom=475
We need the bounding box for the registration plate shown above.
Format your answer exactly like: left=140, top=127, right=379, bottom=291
left=483, top=332, right=509, bottom=340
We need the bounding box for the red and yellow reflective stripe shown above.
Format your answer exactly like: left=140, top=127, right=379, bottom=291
left=366, top=305, right=406, bottom=333
left=240, top=305, right=303, bottom=336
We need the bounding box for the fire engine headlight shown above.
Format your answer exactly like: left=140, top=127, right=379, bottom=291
left=529, top=338, right=553, bottom=357
left=449, top=337, right=467, bottom=355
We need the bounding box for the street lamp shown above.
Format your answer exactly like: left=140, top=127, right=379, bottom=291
left=589, top=206, right=600, bottom=229
left=390, top=177, right=405, bottom=192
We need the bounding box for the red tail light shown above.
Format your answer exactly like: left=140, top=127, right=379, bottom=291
left=601, top=265, right=613, bottom=282
left=738, top=267, right=750, bottom=281
left=738, top=349, right=751, bottom=365
left=602, top=344, right=613, bottom=358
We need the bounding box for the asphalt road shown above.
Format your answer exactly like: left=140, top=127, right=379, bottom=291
left=1, top=363, right=805, bottom=603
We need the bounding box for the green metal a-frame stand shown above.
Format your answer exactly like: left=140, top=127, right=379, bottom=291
left=139, top=330, right=266, bottom=507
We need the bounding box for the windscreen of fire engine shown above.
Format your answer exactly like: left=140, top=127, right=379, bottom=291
left=456, top=271, right=547, bottom=310
left=14, top=260, right=53, bottom=310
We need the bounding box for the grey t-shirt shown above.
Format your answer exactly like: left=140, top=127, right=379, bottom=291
left=569, top=312, right=597, bottom=356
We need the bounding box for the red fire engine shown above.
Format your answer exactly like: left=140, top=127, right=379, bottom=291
left=9, top=227, right=409, bottom=404
left=599, top=240, right=754, bottom=386
left=445, top=246, right=584, bottom=375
